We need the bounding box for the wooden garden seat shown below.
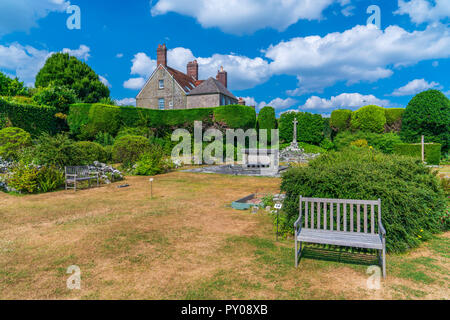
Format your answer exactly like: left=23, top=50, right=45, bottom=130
left=65, top=166, right=99, bottom=191
left=294, top=196, right=386, bottom=278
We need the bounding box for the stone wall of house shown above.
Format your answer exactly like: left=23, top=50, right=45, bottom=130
left=187, top=93, right=220, bottom=109
left=136, top=67, right=187, bottom=109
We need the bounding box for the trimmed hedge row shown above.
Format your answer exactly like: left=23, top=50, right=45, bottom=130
left=393, top=143, right=442, bottom=165
left=68, top=103, right=256, bottom=138
left=330, top=106, right=405, bottom=134
left=0, top=97, right=58, bottom=136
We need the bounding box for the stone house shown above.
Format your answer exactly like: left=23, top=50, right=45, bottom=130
left=136, top=44, right=244, bottom=109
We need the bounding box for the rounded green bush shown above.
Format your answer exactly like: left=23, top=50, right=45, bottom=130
left=400, top=90, right=450, bottom=153
left=351, top=105, right=386, bottom=133
left=0, top=127, right=32, bottom=160
left=112, top=135, right=151, bottom=166
left=281, top=148, right=448, bottom=253
left=73, top=141, right=107, bottom=165
left=330, top=109, right=352, bottom=132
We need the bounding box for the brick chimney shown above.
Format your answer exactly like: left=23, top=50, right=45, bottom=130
left=238, top=97, right=246, bottom=106
left=157, top=44, right=167, bottom=67
left=187, top=60, right=199, bottom=80
left=216, top=66, right=227, bottom=88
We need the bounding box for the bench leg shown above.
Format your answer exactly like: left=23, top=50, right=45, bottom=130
left=295, top=237, right=298, bottom=268
left=382, top=245, right=386, bottom=279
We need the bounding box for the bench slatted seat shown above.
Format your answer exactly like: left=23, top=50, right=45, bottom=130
left=294, top=196, right=386, bottom=278
left=65, top=166, right=99, bottom=191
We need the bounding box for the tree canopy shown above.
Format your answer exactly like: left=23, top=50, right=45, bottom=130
left=400, top=90, right=450, bottom=153
left=35, top=53, right=110, bottom=103
left=0, top=72, right=28, bottom=96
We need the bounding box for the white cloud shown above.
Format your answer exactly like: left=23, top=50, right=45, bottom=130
left=301, top=93, right=391, bottom=110
left=341, top=5, right=355, bottom=17
left=258, top=97, right=298, bottom=110
left=124, top=77, right=146, bottom=90
left=115, top=98, right=136, bottom=106
left=130, top=52, right=156, bottom=77
left=395, top=0, right=450, bottom=24
left=391, top=79, right=442, bottom=96
left=0, top=0, right=70, bottom=36
left=0, top=43, right=51, bottom=85
left=151, top=0, right=339, bottom=35
left=99, top=75, right=111, bottom=88
left=265, top=23, right=450, bottom=95
left=116, top=53, right=124, bottom=58
left=242, top=97, right=258, bottom=107
left=432, top=61, right=439, bottom=67
left=62, top=45, right=90, bottom=61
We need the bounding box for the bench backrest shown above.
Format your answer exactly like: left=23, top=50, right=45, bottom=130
left=299, top=196, right=382, bottom=234
left=65, top=166, right=90, bottom=177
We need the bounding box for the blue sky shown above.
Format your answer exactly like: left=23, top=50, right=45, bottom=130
left=0, top=0, right=449, bottom=116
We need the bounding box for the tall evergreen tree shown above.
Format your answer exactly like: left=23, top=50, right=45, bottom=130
left=35, top=53, right=109, bottom=103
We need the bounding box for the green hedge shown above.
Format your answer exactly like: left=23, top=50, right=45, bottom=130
left=68, top=103, right=256, bottom=138
left=351, top=105, right=386, bottom=133
left=0, top=97, right=58, bottom=136
left=393, top=143, right=442, bottom=165
left=279, top=111, right=324, bottom=145
left=330, top=109, right=352, bottom=132
left=257, top=106, right=277, bottom=143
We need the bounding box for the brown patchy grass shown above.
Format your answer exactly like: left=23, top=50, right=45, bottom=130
left=0, top=172, right=448, bottom=300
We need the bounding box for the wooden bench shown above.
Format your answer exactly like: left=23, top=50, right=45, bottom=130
left=294, top=196, right=386, bottom=278
left=65, top=166, right=99, bottom=191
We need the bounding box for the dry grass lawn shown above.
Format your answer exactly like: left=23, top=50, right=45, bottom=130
left=0, top=172, right=448, bottom=300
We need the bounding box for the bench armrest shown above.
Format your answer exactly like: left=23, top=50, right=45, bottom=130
left=379, top=223, right=386, bottom=238
left=294, top=217, right=302, bottom=233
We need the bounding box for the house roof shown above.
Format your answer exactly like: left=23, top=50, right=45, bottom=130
left=166, top=66, right=197, bottom=93
left=187, top=77, right=237, bottom=99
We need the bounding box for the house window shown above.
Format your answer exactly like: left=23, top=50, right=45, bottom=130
left=221, top=95, right=225, bottom=106
left=159, top=98, right=165, bottom=110
left=159, top=80, right=164, bottom=89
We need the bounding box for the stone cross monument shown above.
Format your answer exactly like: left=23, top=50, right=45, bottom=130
left=290, top=117, right=299, bottom=149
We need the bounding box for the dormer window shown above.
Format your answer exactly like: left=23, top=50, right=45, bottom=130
left=159, top=80, right=164, bottom=89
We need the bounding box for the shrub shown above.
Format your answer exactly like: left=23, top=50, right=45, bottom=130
left=0, top=127, right=32, bottom=160
left=112, top=135, right=151, bottom=166
left=32, top=85, right=76, bottom=114
left=32, top=133, right=77, bottom=167
left=6, top=163, right=64, bottom=194
left=393, top=143, right=442, bottom=165
left=134, top=145, right=174, bottom=176
left=350, top=139, right=368, bottom=148
left=73, top=141, right=108, bottom=165
left=319, top=138, right=335, bottom=151
left=279, top=111, right=324, bottom=145
left=280, top=148, right=448, bottom=253
left=0, top=98, right=58, bottom=136
left=0, top=72, right=28, bottom=96
left=351, top=105, right=387, bottom=133
left=94, top=131, right=115, bottom=146
left=330, top=109, right=352, bottom=132
left=401, top=90, right=450, bottom=153
left=334, top=131, right=402, bottom=154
